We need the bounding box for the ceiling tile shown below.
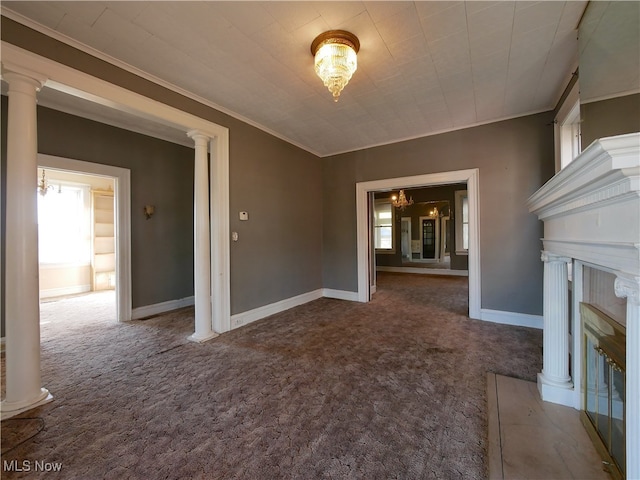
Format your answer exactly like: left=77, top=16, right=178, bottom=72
left=418, top=2, right=467, bottom=42
left=1, top=1, right=588, bottom=157
left=513, top=1, right=564, bottom=35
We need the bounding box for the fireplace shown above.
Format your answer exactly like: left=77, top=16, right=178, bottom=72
left=581, top=302, right=625, bottom=479
left=527, top=132, right=639, bottom=479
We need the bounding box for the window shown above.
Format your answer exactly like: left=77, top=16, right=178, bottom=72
left=454, top=190, right=468, bottom=254
left=559, top=101, right=581, bottom=169
left=374, top=199, right=394, bottom=252
left=555, top=80, right=581, bottom=170
left=38, top=184, right=91, bottom=265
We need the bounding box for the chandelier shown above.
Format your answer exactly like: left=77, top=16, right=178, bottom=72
left=311, top=30, right=360, bottom=102
left=391, top=190, right=414, bottom=210
left=38, top=169, right=57, bottom=196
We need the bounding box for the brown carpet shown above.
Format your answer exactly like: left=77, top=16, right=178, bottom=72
left=1, top=273, right=542, bottom=479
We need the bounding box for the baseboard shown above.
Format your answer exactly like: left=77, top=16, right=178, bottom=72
left=231, top=289, right=324, bottom=329
left=376, top=266, right=469, bottom=277
left=39, top=284, right=91, bottom=299
left=131, top=296, right=195, bottom=320
left=323, top=289, right=359, bottom=302
left=480, top=308, right=543, bottom=329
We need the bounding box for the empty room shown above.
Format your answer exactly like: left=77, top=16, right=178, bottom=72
left=1, top=2, right=639, bottom=479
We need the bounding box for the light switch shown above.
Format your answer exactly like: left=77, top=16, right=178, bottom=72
left=239, top=211, right=249, bottom=221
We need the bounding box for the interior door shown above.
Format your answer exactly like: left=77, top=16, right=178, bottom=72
left=422, top=218, right=436, bottom=259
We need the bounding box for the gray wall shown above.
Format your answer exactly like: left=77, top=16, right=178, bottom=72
left=1, top=16, right=324, bottom=319
left=323, top=113, right=556, bottom=316
left=2, top=97, right=195, bottom=310
left=578, top=1, right=640, bottom=146
left=581, top=93, right=640, bottom=147
left=374, top=184, right=469, bottom=270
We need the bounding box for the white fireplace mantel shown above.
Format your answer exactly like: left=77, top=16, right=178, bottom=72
left=528, top=132, right=640, bottom=479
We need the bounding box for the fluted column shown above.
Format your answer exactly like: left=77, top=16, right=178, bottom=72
left=538, top=251, right=573, bottom=401
left=187, top=131, right=217, bottom=343
left=0, top=67, right=52, bottom=418
left=614, top=274, right=640, bottom=480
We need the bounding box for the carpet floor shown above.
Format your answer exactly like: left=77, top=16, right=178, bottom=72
left=1, top=273, right=542, bottom=479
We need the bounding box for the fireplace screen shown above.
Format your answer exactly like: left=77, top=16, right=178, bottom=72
left=581, top=302, right=626, bottom=479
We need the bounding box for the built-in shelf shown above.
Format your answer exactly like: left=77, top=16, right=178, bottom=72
left=92, top=189, right=115, bottom=291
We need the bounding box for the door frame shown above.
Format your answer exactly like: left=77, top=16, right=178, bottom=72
left=419, top=215, right=439, bottom=261
left=356, top=169, right=480, bottom=319
left=38, top=154, right=131, bottom=323
left=3, top=42, right=231, bottom=332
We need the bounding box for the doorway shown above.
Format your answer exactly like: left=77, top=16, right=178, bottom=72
left=421, top=217, right=437, bottom=259
left=38, top=168, right=116, bottom=300
left=37, top=154, right=132, bottom=323
left=355, top=169, right=481, bottom=319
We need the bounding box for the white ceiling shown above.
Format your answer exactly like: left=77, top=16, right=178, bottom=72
left=2, top=1, right=588, bottom=157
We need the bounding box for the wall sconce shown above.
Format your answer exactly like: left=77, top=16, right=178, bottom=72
left=143, top=205, right=155, bottom=220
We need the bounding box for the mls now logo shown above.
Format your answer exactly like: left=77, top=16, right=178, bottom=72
left=4, top=459, right=63, bottom=472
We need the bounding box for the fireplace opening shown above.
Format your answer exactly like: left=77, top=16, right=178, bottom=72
left=581, top=302, right=626, bottom=479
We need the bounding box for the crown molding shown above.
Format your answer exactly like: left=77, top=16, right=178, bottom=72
left=1, top=8, right=320, bottom=157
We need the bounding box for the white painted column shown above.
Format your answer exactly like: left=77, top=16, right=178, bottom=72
left=538, top=251, right=574, bottom=405
left=614, top=274, right=640, bottom=480
left=187, top=131, right=217, bottom=342
left=0, top=67, right=52, bottom=418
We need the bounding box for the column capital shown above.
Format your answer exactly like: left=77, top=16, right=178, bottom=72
left=187, top=130, right=210, bottom=146
left=541, top=250, right=571, bottom=264
left=615, top=274, right=640, bottom=305
left=2, top=62, right=47, bottom=91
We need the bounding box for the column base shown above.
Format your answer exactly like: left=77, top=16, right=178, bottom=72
left=537, top=373, right=576, bottom=408
left=187, top=331, right=219, bottom=343
left=1, top=388, right=53, bottom=420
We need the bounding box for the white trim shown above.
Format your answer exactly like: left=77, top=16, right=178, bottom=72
left=40, top=285, right=91, bottom=299
left=131, top=296, right=194, bottom=321
left=537, top=380, right=577, bottom=409
left=3, top=42, right=231, bottom=332
left=37, top=154, right=132, bottom=323
left=323, top=289, right=360, bottom=302
left=231, top=290, right=323, bottom=329
left=356, top=169, right=481, bottom=319
left=376, top=266, right=468, bottom=277
left=479, top=309, right=543, bottom=329
left=555, top=80, right=580, bottom=124
left=572, top=260, right=585, bottom=411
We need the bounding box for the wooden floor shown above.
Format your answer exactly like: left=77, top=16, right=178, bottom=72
left=487, top=373, right=611, bottom=479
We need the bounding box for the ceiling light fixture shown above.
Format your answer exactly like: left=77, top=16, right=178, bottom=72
left=38, top=169, right=58, bottom=196
left=391, top=190, right=414, bottom=210
left=311, top=30, right=360, bottom=102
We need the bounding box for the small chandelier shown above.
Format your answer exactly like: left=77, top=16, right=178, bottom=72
left=391, top=190, right=414, bottom=210
left=38, top=169, right=57, bottom=196
left=311, top=30, right=360, bottom=102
